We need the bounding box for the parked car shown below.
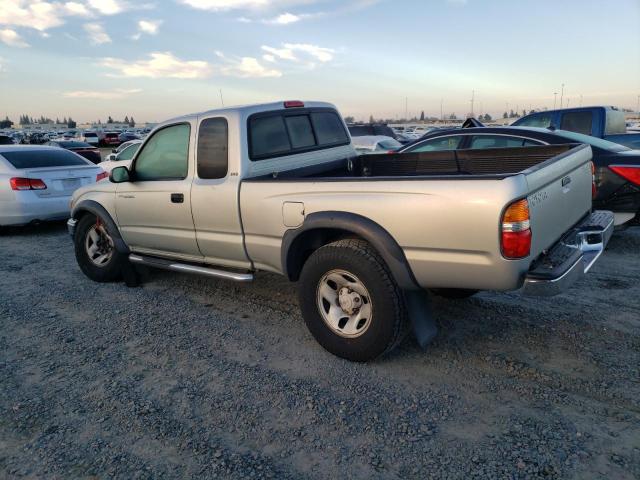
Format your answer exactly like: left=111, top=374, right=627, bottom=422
left=101, top=132, right=121, bottom=147
left=348, top=123, right=410, bottom=144
left=400, top=126, right=640, bottom=227
left=82, top=131, right=100, bottom=146
left=0, top=135, right=14, bottom=145
left=352, top=135, right=402, bottom=154
left=512, top=106, right=640, bottom=149
left=67, top=101, right=613, bottom=362
left=47, top=140, right=101, bottom=164
left=0, top=146, right=105, bottom=227
left=99, top=140, right=141, bottom=173
left=118, top=132, right=140, bottom=143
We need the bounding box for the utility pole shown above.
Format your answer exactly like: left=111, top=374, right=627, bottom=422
left=440, top=98, right=443, bottom=121
left=219, top=89, right=224, bottom=107
left=404, top=97, right=408, bottom=121
left=553, top=92, right=558, bottom=109
left=560, top=83, right=565, bottom=109
left=566, top=98, right=570, bottom=108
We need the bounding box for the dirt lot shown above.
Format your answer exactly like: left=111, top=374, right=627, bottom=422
left=1, top=223, right=638, bottom=479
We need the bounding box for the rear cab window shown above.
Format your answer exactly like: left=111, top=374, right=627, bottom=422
left=560, top=111, right=593, bottom=135
left=1, top=149, right=89, bottom=169
left=248, top=108, right=349, bottom=161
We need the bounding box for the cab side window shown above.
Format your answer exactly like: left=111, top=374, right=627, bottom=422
left=134, top=124, right=190, bottom=181
left=197, top=118, right=228, bottom=179
left=407, top=135, right=464, bottom=152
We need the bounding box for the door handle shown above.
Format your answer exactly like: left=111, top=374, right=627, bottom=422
left=171, top=193, right=184, bottom=204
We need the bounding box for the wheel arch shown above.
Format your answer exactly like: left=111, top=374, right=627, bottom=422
left=281, top=211, right=419, bottom=290
left=71, top=200, right=130, bottom=254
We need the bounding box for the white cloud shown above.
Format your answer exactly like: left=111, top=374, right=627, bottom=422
left=268, top=12, right=300, bottom=24
left=0, top=0, right=67, bottom=31
left=261, top=43, right=334, bottom=63
left=261, top=45, right=296, bottom=61
left=132, top=19, right=162, bottom=39
left=64, top=88, right=142, bottom=99
left=179, top=0, right=278, bottom=11
left=86, top=0, right=128, bottom=15
left=220, top=56, right=282, bottom=78
left=84, top=22, right=111, bottom=44
left=100, top=52, right=212, bottom=79
left=63, top=1, right=93, bottom=16
left=0, top=28, right=29, bottom=47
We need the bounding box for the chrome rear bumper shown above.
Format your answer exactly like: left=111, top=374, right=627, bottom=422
left=522, top=210, right=614, bottom=296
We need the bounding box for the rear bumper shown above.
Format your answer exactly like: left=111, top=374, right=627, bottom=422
left=0, top=195, right=72, bottom=226
left=522, top=210, right=614, bottom=296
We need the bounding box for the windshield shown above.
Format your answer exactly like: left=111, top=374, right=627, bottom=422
left=1, top=149, right=89, bottom=169
left=555, top=129, right=630, bottom=152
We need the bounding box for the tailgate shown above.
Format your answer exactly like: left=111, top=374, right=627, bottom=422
left=524, top=144, right=593, bottom=257
left=24, top=166, right=99, bottom=198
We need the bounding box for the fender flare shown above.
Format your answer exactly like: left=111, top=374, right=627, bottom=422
left=71, top=200, right=130, bottom=254
left=281, top=211, right=419, bottom=290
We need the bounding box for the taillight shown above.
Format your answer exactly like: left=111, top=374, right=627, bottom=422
left=10, top=177, right=47, bottom=191
left=590, top=161, right=597, bottom=199
left=501, top=199, right=531, bottom=259
left=609, top=165, right=640, bottom=186
left=96, top=171, right=109, bottom=182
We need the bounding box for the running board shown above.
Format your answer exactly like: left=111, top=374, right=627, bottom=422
left=129, top=254, right=254, bottom=282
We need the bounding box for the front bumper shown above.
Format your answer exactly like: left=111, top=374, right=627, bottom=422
left=522, top=210, right=614, bottom=296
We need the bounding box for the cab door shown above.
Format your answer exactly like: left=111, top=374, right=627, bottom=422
left=115, top=122, right=202, bottom=260
left=190, top=116, right=251, bottom=269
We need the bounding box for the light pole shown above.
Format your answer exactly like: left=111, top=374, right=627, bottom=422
left=440, top=98, right=443, bottom=121
left=553, top=92, right=558, bottom=109
left=560, top=83, right=565, bottom=109
left=470, top=90, right=475, bottom=118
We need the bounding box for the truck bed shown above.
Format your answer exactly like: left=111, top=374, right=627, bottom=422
left=255, top=144, right=579, bottom=180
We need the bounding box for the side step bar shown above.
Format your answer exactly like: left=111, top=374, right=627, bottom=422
left=129, top=254, right=254, bottom=283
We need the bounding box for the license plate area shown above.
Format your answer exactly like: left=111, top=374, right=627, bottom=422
left=62, top=178, right=81, bottom=189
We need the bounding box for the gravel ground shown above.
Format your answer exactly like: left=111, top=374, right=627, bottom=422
left=1, top=223, right=639, bottom=479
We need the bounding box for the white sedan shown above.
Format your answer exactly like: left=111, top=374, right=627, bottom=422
left=351, top=135, right=403, bottom=155
left=0, top=146, right=105, bottom=227
left=99, top=140, right=141, bottom=174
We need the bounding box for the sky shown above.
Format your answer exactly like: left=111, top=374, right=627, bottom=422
left=0, top=0, right=639, bottom=123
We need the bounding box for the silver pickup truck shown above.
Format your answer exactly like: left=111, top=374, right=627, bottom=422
left=68, top=101, right=614, bottom=361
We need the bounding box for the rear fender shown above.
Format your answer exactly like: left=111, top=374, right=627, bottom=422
left=281, top=211, right=419, bottom=291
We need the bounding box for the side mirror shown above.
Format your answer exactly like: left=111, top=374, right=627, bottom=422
left=110, top=166, right=131, bottom=183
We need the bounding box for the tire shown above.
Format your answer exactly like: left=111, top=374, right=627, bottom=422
left=74, top=213, right=126, bottom=282
left=430, top=288, right=478, bottom=299
left=298, top=239, right=408, bottom=362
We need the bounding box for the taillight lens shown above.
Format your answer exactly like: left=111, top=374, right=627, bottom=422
left=609, top=165, right=640, bottom=186
left=10, top=177, right=47, bottom=191
left=284, top=100, right=304, bottom=108
left=590, top=161, right=597, bottom=199
left=501, top=199, right=531, bottom=259
left=96, top=171, right=109, bottom=182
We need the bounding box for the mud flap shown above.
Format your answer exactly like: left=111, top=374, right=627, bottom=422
left=121, top=261, right=141, bottom=288
left=403, top=290, right=438, bottom=349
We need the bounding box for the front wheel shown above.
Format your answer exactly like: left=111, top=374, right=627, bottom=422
left=298, top=239, right=408, bottom=362
left=74, top=214, right=126, bottom=282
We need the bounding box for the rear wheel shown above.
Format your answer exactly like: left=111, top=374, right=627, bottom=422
left=298, top=239, right=408, bottom=362
left=74, top=214, right=126, bottom=282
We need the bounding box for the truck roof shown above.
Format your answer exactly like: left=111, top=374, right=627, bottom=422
left=162, top=101, right=338, bottom=125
